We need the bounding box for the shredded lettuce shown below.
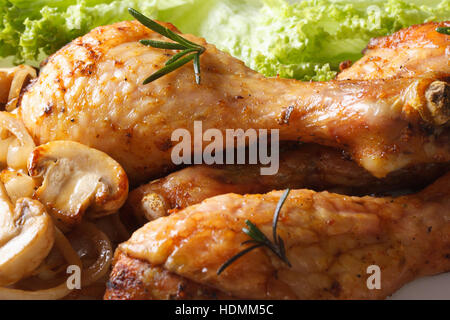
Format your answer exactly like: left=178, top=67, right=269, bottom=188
left=1, top=0, right=449, bottom=80
left=0, top=0, right=193, bottom=63
left=197, top=0, right=449, bottom=80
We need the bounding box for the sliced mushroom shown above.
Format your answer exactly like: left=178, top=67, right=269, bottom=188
left=28, top=141, right=129, bottom=227
left=0, top=65, right=37, bottom=111
left=0, top=169, right=36, bottom=204
left=0, top=181, right=54, bottom=286
left=0, top=112, right=35, bottom=170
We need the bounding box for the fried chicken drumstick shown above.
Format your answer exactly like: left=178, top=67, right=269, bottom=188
left=337, top=21, right=450, bottom=80
left=106, top=171, right=450, bottom=300
left=19, top=21, right=450, bottom=183
left=123, top=21, right=450, bottom=224
left=124, top=144, right=448, bottom=225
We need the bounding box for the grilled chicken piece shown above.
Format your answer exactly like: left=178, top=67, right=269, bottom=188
left=337, top=21, right=450, bottom=81
left=19, top=21, right=450, bottom=183
left=124, top=144, right=448, bottom=225
left=105, top=255, right=230, bottom=300
left=123, top=21, right=450, bottom=224
left=106, top=172, right=450, bottom=300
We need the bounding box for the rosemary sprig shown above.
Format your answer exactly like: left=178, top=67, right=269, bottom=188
left=128, top=8, right=206, bottom=84
left=217, top=189, right=292, bottom=275
left=436, top=27, right=450, bottom=35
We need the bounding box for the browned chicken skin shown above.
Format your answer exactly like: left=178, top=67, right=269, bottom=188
left=106, top=255, right=230, bottom=300
left=337, top=21, right=450, bottom=81
left=106, top=172, right=450, bottom=300
left=19, top=21, right=450, bottom=183
left=124, top=144, right=448, bottom=225
left=9, top=17, right=446, bottom=299
left=109, top=251, right=396, bottom=300
left=122, top=21, right=450, bottom=225
left=102, top=21, right=450, bottom=299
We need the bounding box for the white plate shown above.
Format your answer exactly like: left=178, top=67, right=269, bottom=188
left=389, top=273, right=450, bottom=300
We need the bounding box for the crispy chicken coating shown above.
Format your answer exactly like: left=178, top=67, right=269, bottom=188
left=19, top=21, right=450, bottom=183
left=337, top=21, right=450, bottom=80
left=124, top=144, right=448, bottom=225
left=106, top=172, right=450, bottom=300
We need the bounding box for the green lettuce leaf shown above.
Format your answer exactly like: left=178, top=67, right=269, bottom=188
left=0, top=0, right=449, bottom=80
left=0, top=0, right=191, bottom=63
left=210, top=0, right=450, bottom=80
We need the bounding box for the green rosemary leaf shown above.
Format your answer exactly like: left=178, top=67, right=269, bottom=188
left=272, top=189, right=290, bottom=245
left=143, top=53, right=196, bottom=84
left=436, top=27, right=450, bottom=35
left=165, top=27, right=203, bottom=49
left=165, top=48, right=199, bottom=66
left=241, top=239, right=261, bottom=246
left=128, top=8, right=171, bottom=38
left=217, top=244, right=263, bottom=275
left=129, top=8, right=200, bottom=49
left=243, top=220, right=269, bottom=244
left=129, top=8, right=206, bottom=85
left=194, top=53, right=201, bottom=84
left=217, top=189, right=292, bottom=275
left=140, top=39, right=187, bottom=50
left=277, top=237, right=292, bottom=267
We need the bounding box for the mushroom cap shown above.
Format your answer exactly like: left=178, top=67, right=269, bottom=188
left=0, top=196, right=54, bottom=286
left=28, top=141, right=129, bottom=227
